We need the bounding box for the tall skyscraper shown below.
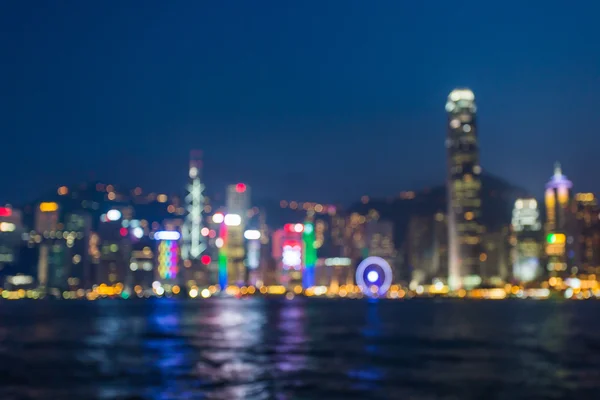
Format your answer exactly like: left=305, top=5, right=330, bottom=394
left=445, top=88, right=483, bottom=290
left=182, top=150, right=206, bottom=261
left=544, top=163, right=573, bottom=276
left=225, top=183, right=251, bottom=285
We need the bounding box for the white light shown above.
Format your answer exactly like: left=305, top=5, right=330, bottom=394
left=473, top=165, right=482, bottom=175
left=130, top=262, right=138, bottom=271
left=0, top=222, right=16, bottom=232
left=133, top=227, right=144, bottom=239
left=201, top=288, right=211, bottom=298
left=282, top=245, right=302, bottom=267
left=225, top=214, right=241, bottom=226
left=367, top=271, right=379, bottom=283
left=215, top=238, right=224, bottom=248
left=445, top=101, right=456, bottom=112
left=515, top=200, right=523, bottom=209
left=106, top=209, right=122, bottom=221
left=244, top=230, right=261, bottom=240
left=189, top=166, right=198, bottom=179
left=152, top=281, right=161, bottom=290
left=450, top=119, right=461, bottom=129
left=212, top=213, right=224, bottom=224
left=154, top=231, right=181, bottom=241
left=449, top=89, right=474, bottom=102
left=463, top=124, right=472, bottom=132
left=324, top=257, right=352, bottom=266
left=294, top=223, right=304, bottom=233
left=201, top=227, right=209, bottom=236
left=156, top=287, right=165, bottom=296
left=189, top=288, right=199, bottom=298
left=434, top=281, right=444, bottom=291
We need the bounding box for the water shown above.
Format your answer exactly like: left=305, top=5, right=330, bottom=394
left=0, top=298, right=599, bottom=400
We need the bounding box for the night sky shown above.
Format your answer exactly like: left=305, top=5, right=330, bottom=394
left=2, top=1, right=599, bottom=205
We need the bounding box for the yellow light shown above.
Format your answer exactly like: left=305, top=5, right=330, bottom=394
left=293, top=285, right=303, bottom=294
left=57, top=186, right=68, bottom=195
left=549, top=277, right=557, bottom=287
left=39, top=202, right=58, bottom=212
left=464, top=211, right=474, bottom=221
left=208, top=285, right=217, bottom=294
left=172, top=285, right=181, bottom=295
left=107, top=192, right=116, bottom=200
left=0, top=222, right=15, bottom=232
left=157, top=194, right=168, bottom=203
left=479, top=253, right=487, bottom=262
left=134, top=285, right=143, bottom=294
left=240, top=286, right=248, bottom=295
left=260, top=286, right=268, bottom=294
left=189, top=288, right=199, bottom=298
left=201, top=288, right=211, bottom=298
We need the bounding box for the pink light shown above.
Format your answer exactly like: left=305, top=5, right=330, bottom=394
left=209, top=229, right=216, bottom=238
left=201, top=255, right=211, bottom=265
left=119, top=227, right=127, bottom=237
left=236, top=183, right=246, bottom=193
left=0, top=207, right=11, bottom=217
left=201, top=227, right=209, bottom=236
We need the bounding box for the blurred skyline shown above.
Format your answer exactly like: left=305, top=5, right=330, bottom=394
left=2, top=0, right=599, bottom=204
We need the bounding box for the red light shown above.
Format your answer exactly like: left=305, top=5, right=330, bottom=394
left=235, top=183, right=246, bottom=193
left=119, top=227, right=128, bottom=237
left=209, top=229, right=216, bottom=238
left=201, top=255, right=211, bottom=265
left=0, top=207, right=11, bottom=217
left=284, top=224, right=294, bottom=233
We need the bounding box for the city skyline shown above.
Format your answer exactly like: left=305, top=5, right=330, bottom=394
left=2, top=1, right=600, bottom=204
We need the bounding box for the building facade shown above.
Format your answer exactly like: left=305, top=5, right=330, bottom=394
left=445, top=88, right=483, bottom=289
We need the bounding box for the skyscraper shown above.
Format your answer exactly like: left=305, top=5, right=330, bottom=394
left=225, top=183, right=250, bottom=285
left=445, top=88, right=483, bottom=290
left=544, top=163, right=573, bottom=276
left=182, top=150, right=206, bottom=262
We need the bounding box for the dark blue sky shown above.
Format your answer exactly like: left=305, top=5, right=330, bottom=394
left=2, top=0, right=599, bottom=204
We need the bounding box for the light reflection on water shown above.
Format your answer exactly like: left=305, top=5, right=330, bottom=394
left=0, top=299, right=599, bottom=399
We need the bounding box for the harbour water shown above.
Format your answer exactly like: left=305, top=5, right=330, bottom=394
left=0, top=298, right=599, bottom=399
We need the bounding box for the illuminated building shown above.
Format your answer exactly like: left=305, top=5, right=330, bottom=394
left=182, top=150, right=206, bottom=261
left=574, top=193, right=600, bottom=275
left=302, top=221, right=316, bottom=288
left=225, top=183, right=250, bottom=285
left=511, top=198, right=542, bottom=282
left=96, top=208, right=131, bottom=286
left=0, top=206, right=23, bottom=268
left=446, top=88, right=482, bottom=290
left=64, top=212, right=92, bottom=289
left=407, top=213, right=447, bottom=286
left=272, top=224, right=304, bottom=287
left=156, top=231, right=180, bottom=283
left=244, top=229, right=261, bottom=285
left=364, top=219, right=396, bottom=272
left=544, top=163, right=573, bottom=275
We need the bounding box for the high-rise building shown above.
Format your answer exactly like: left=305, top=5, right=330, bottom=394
left=574, top=193, right=600, bottom=275
left=544, top=163, right=574, bottom=276
left=182, top=150, right=206, bottom=262
left=445, top=88, right=483, bottom=290
left=511, top=198, right=542, bottom=282
left=0, top=206, right=23, bottom=269
left=225, top=183, right=250, bottom=285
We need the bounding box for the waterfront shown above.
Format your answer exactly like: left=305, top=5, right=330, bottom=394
left=0, top=298, right=599, bottom=399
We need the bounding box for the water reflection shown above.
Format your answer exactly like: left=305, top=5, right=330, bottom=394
left=0, top=299, right=598, bottom=399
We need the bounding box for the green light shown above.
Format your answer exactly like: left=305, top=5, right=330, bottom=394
left=547, top=234, right=556, bottom=244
